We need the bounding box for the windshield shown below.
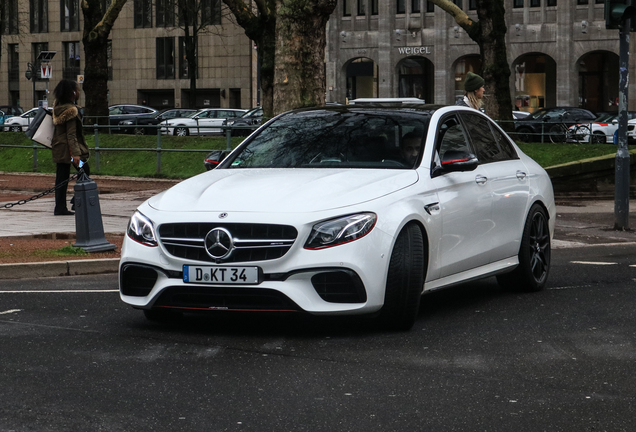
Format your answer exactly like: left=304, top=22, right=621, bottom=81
left=224, top=109, right=431, bottom=169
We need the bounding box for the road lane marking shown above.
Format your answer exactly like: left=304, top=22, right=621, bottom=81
left=0, top=309, right=22, bottom=315
left=570, top=261, right=618, bottom=265
left=0, top=289, right=119, bottom=294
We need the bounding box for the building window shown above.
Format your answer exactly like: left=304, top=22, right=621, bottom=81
left=530, top=0, right=540, bottom=6
left=453, top=0, right=463, bottom=9
left=2, top=0, right=19, bottom=34
left=8, top=44, right=19, bottom=82
left=343, top=0, right=352, bottom=16
left=547, top=0, right=556, bottom=5
left=371, top=0, right=378, bottom=14
left=397, top=0, right=405, bottom=14
left=61, top=0, right=79, bottom=31
left=156, top=37, right=175, bottom=79
left=63, top=41, right=81, bottom=80
left=412, top=0, right=420, bottom=13
left=513, top=0, right=523, bottom=7
left=201, top=0, right=221, bottom=25
left=30, top=0, right=48, bottom=33
left=157, top=0, right=175, bottom=27
left=469, top=0, right=476, bottom=10
left=577, top=0, right=588, bottom=3
left=179, top=36, right=198, bottom=79
left=229, top=88, right=241, bottom=109
left=357, top=0, right=366, bottom=15
left=107, top=40, right=113, bottom=80
left=426, top=1, right=435, bottom=12
left=134, top=0, right=152, bottom=28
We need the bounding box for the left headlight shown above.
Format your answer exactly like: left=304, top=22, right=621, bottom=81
left=127, top=211, right=158, bottom=247
left=304, top=213, right=377, bottom=250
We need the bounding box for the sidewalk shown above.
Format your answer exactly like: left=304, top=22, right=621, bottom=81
left=1, top=175, right=636, bottom=279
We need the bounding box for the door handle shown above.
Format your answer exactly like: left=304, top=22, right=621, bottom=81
left=516, top=170, right=527, bottom=180
left=475, top=175, right=488, bottom=185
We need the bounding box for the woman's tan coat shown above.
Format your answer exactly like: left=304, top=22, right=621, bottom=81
left=51, top=104, right=89, bottom=164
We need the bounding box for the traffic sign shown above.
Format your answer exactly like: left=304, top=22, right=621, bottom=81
left=40, top=64, right=52, bottom=79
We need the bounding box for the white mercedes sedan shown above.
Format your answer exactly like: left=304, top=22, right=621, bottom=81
left=120, top=104, right=555, bottom=330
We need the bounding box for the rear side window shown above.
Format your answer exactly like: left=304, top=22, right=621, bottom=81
left=460, top=112, right=517, bottom=163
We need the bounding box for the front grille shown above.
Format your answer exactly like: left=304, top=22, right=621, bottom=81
left=153, top=286, right=300, bottom=312
left=158, top=223, right=298, bottom=263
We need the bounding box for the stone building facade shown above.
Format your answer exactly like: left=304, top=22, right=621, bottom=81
left=1, top=0, right=256, bottom=110
left=326, top=0, right=636, bottom=114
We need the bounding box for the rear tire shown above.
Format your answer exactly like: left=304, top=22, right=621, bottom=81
left=379, top=223, right=426, bottom=331
left=497, top=204, right=551, bottom=292
left=517, top=127, right=533, bottom=143
left=174, top=127, right=189, bottom=136
left=134, top=127, right=146, bottom=135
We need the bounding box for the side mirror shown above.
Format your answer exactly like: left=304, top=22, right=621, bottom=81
left=204, top=150, right=230, bottom=170
left=434, top=150, right=479, bottom=176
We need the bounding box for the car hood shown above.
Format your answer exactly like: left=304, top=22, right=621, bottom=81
left=148, top=169, right=419, bottom=213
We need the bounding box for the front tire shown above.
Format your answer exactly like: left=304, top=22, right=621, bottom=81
left=10, top=125, right=21, bottom=132
left=497, top=204, right=551, bottom=292
left=379, top=223, right=426, bottom=331
left=517, top=127, right=534, bottom=143
left=134, top=127, right=146, bottom=135
left=591, top=132, right=606, bottom=144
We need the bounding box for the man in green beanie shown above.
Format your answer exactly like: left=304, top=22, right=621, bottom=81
left=457, top=71, right=485, bottom=110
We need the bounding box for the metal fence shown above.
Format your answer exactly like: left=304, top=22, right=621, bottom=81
left=0, top=122, right=258, bottom=174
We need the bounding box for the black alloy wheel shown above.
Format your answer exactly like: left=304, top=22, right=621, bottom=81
left=497, top=204, right=551, bottom=292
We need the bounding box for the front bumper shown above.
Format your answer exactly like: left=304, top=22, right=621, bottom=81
left=119, top=224, right=393, bottom=316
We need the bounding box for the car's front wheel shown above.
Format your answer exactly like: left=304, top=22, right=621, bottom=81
left=380, top=223, right=426, bottom=331
left=134, top=127, right=146, bottom=135
left=497, top=204, right=551, bottom=292
left=516, top=127, right=534, bottom=143
left=10, top=125, right=21, bottom=132
left=174, top=127, right=189, bottom=136
left=591, top=132, right=606, bottom=144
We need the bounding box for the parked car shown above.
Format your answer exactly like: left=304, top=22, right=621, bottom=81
left=109, top=104, right=158, bottom=133
left=222, top=107, right=263, bottom=137
left=567, top=112, right=636, bottom=144
left=120, top=104, right=555, bottom=331
left=3, top=108, right=39, bottom=132
left=118, top=108, right=198, bottom=135
left=0, top=105, right=25, bottom=129
left=512, top=111, right=530, bottom=119
left=622, top=116, right=636, bottom=144
left=162, top=108, right=246, bottom=136
left=514, top=107, right=596, bottom=143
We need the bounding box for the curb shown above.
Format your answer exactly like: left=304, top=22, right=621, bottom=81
left=0, top=258, right=120, bottom=280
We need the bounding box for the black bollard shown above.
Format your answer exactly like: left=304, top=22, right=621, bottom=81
left=73, top=171, right=117, bottom=252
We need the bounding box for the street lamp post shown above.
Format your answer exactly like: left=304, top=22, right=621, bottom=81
left=25, top=62, right=37, bottom=108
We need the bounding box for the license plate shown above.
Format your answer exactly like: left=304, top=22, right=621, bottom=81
left=183, top=265, right=260, bottom=285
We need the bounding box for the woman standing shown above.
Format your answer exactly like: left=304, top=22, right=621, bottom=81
left=456, top=71, right=485, bottom=111
left=51, top=79, right=90, bottom=216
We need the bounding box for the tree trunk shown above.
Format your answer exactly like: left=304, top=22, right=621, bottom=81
left=222, top=0, right=276, bottom=118
left=81, top=0, right=128, bottom=125
left=429, top=0, right=513, bottom=127
left=272, top=0, right=336, bottom=115
left=475, top=0, right=513, bottom=129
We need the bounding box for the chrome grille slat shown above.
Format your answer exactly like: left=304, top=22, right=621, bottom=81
left=158, top=223, right=298, bottom=263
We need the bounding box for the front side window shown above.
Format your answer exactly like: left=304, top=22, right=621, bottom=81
left=30, top=0, right=48, bottom=33
left=61, top=0, right=79, bottom=31
left=435, top=115, right=471, bottom=168
left=226, top=110, right=431, bottom=169
left=134, top=0, right=152, bottom=28
left=460, top=112, right=517, bottom=163
left=156, top=37, right=175, bottom=79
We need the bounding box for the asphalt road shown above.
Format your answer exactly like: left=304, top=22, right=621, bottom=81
left=1, top=244, right=635, bottom=432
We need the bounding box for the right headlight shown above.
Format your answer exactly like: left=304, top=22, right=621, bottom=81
left=304, top=213, right=377, bottom=250
left=127, top=211, right=158, bottom=247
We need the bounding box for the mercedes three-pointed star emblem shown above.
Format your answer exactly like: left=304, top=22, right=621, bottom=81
left=204, top=227, right=233, bottom=260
